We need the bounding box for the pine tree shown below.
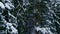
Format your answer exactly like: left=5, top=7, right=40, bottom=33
left=0, top=0, right=18, bottom=34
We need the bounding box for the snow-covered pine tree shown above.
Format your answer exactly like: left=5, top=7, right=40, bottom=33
left=0, top=0, right=18, bottom=34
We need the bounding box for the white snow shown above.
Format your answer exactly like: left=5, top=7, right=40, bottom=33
left=2, top=0, right=11, bottom=3
left=35, top=27, right=53, bottom=34
left=8, top=12, right=16, bottom=19
left=5, top=3, right=14, bottom=10
left=11, top=26, right=18, bottom=33
left=46, top=20, right=52, bottom=24
left=6, top=23, right=18, bottom=33
left=0, top=2, right=5, bottom=9
left=2, top=0, right=15, bottom=10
